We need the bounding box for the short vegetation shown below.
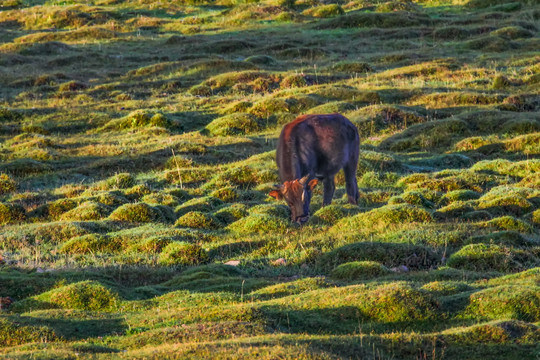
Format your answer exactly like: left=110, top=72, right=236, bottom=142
left=0, top=0, right=538, bottom=358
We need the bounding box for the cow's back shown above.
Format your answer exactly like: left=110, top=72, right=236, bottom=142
left=276, top=113, right=359, bottom=181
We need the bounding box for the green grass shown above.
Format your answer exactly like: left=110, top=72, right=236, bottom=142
left=0, top=0, right=539, bottom=357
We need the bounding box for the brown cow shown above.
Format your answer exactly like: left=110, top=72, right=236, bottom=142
left=269, top=113, right=359, bottom=224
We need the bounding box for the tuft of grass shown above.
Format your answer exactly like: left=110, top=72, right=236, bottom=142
left=60, top=201, right=110, bottom=221
left=12, top=280, right=120, bottom=312
left=227, top=214, right=288, bottom=234
left=331, top=261, right=391, bottom=280
left=0, top=202, right=25, bottom=225
left=0, top=319, right=58, bottom=347
left=0, top=173, right=17, bottom=195
left=158, top=242, right=209, bottom=266
left=332, top=204, right=433, bottom=234
left=447, top=243, right=538, bottom=273
left=205, top=113, right=260, bottom=136
left=464, top=285, right=540, bottom=322
left=109, top=203, right=163, bottom=223
left=175, top=211, right=222, bottom=230
left=60, top=234, right=122, bottom=254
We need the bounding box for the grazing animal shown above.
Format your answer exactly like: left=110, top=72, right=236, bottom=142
left=269, top=113, right=359, bottom=224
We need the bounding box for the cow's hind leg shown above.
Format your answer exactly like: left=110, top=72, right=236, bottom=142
left=322, top=176, right=335, bottom=206
left=344, top=162, right=359, bottom=205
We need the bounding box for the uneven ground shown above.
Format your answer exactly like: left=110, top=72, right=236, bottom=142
left=0, top=0, right=539, bottom=358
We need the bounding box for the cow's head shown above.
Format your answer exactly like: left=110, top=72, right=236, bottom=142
left=268, top=175, right=318, bottom=224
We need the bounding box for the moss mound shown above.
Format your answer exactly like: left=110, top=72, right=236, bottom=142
left=248, top=204, right=289, bottom=219
left=464, top=285, right=540, bottom=322
left=109, top=202, right=162, bottom=223
left=13, top=281, right=120, bottom=312
left=331, top=261, right=391, bottom=280
left=0, top=173, right=16, bottom=195
left=158, top=242, right=209, bottom=266
left=205, top=113, right=261, bottom=136
left=103, top=173, right=135, bottom=190
left=421, top=281, right=472, bottom=296
left=60, top=201, right=110, bottom=221
left=447, top=243, right=538, bottom=272
left=175, top=211, right=221, bottom=229
left=486, top=216, right=533, bottom=233
left=0, top=202, right=25, bottom=225
left=333, top=204, right=432, bottom=233
left=303, top=4, right=344, bottom=18
left=0, top=319, right=58, bottom=347
left=213, top=203, right=249, bottom=224
left=227, top=214, right=288, bottom=234
left=175, top=196, right=224, bottom=216
left=311, top=204, right=361, bottom=225
left=59, top=234, right=123, bottom=254
left=101, top=110, right=171, bottom=131
left=319, top=242, right=439, bottom=271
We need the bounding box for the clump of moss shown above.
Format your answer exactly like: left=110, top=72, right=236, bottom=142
left=227, top=214, right=288, bottom=234
left=477, top=194, right=533, bottom=216
left=388, top=191, right=435, bottom=209
left=311, top=204, right=361, bottom=225
left=12, top=281, right=120, bottom=312
left=205, top=113, right=260, bottom=136
left=491, top=26, right=533, bottom=39
left=501, top=118, right=540, bottom=135
left=244, top=55, right=277, bottom=65
left=175, top=196, right=224, bottom=217
left=376, top=0, right=418, bottom=12
left=363, top=283, right=439, bottom=322
left=0, top=202, right=25, bottom=225
left=467, top=231, right=531, bottom=247
left=319, top=242, right=439, bottom=271
left=485, top=216, right=533, bottom=233
left=333, top=204, right=432, bottom=234
left=127, top=236, right=173, bottom=254
left=109, top=203, right=162, bottom=223
left=464, top=285, right=540, bottom=322
left=441, top=190, right=481, bottom=204
left=104, top=173, right=135, bottom=190
left=464, top=35, right=517, bottom=52
left=209, top=186, right=240, bottom=202
left=280, top=74, right=307, bottom=88
left=0, top=174, right=16, bottom=195
left=447, top=243, right=537, bottom=272
left=124, top=184, right=152, bottom=200
left=434, top=201, right=475, bottom=220
left=60, top=201, right=110, bottom=221
left=0, top=319, right=58, bottom=347
left=158, top=242, right=208, bottom=266
left=213, top=203, right=249, bottom=224
left=60, top=234, right=122, bottom=254
left=101, top=110, right=170, bottom=131
left=249, top=204, right=289, bottom=219
left=175, top=211, right=221, bottom=230
left=303, top=4, right=344, bottom=18
left=331, top=261, right=391, bottom=280
left=492, top=74, right=512, bottom=89
left=532, top=209, right=540, bottom=225
left=421, top=281, right=472, bottom=296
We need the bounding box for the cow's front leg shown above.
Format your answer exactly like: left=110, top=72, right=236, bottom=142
left=322, top=176, right=335, bottom=206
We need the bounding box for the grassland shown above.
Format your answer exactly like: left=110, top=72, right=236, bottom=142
left=0, top=0, right=539, bottom=358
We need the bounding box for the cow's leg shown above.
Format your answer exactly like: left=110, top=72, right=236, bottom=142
left=322, top=176, right=335, bottom=206
left=344, top=146, right=359, bottom=205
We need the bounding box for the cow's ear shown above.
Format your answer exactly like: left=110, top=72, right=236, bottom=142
left=269, top=190, right=282, bottom=200
left=308, top=179, right=318, bottom=190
